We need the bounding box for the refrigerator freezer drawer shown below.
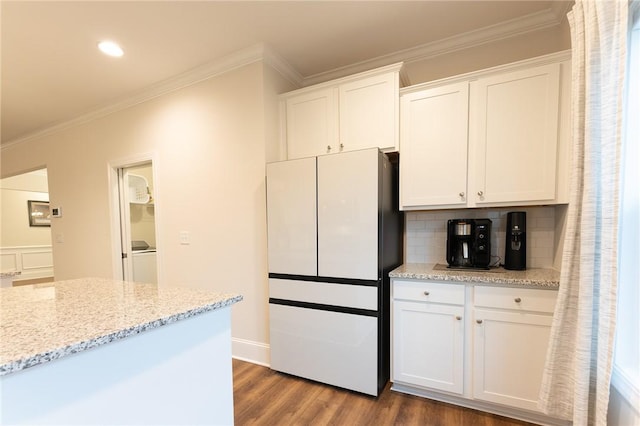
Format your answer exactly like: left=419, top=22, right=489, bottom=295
left=269, top=278, right=377, bottom=310
left=269, top=303, right=379, bottom=396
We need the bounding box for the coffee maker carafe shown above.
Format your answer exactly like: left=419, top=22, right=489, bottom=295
left=504, top=212, right=526, bottom=270
left=446, top=219, right=492, bottom=269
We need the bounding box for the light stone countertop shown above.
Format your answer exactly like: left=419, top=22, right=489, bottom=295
left=0, top=271, right=21, bottom=278
left=390, top=263, right=560, bottom=288
left=0, top=278, right=243, bottom=376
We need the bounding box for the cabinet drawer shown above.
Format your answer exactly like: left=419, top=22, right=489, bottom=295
left=393, top=280, right=465, bottom=305
left=474, top=286, right=557, bottom=314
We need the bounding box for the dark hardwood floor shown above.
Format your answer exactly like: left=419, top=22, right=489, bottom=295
left=233, top=359, right=534, bottom=426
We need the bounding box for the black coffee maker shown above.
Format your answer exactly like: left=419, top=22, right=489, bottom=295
left=504, top=212, right=526, bottom=270
left=446, top=219, right=492, bottom=269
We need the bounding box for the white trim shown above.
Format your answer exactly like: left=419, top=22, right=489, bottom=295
left=303, top=8, right=564, bottom=87
left=262, top=44, right=304, bottom=88
left=231, top=337, right=270, bottom=367
left=611, top=364, right=640, bottom=415
left=2, top=43, right=289, bottom=150
left=1, top=246, right=53, bottom=280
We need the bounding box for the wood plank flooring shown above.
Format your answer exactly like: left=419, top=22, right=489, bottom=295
left=233, top=359, right=534, bottom=426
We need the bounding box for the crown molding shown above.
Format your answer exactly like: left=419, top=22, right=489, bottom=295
left=550, top=1, right=573, bottom=21
left=303, top=7, right=565, bottom=87
left=400, top=50, right=571, bottom=95
left=1, top=43, right=273, bottom=150
left=262, top=44, right=304, bottom=88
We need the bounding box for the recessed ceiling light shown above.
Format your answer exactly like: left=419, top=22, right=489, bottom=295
left=98, top=41, right=124, bottom=57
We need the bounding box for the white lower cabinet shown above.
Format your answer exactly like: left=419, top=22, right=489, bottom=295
left=472, top=308, right=553, bottom=411
left=391, top=279, right=563, bottom=425
left=393, top=300, right=464, bottom=394
left=472, top=286, right=556, bottom=412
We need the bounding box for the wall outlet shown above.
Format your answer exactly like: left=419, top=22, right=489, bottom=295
left=51, top=207, right=62, bottom=217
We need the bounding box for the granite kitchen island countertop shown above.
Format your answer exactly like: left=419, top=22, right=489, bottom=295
left=0, top=277, right=243, bottom=376
left=390, top=263, right=560, bottom=288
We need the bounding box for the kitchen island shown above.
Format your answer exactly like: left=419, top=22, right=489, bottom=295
left=0, top=278, right=242, bottom=425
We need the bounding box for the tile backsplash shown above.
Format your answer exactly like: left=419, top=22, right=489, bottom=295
left=405, top=206, right=556, bottom=268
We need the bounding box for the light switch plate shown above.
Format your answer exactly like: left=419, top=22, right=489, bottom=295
left=179, top=231, right=190, bottom=245
left=51, top=207, right=62, bottom=217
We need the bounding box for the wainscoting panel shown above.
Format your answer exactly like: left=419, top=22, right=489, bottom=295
left=0, top=246, right=53, bottom=281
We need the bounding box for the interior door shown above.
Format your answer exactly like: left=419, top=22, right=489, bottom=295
left=117, top=162, right=158, bottom=283
left=317, top=149, right=378, bottom=280
left=266, top=157, right=317, bottom=276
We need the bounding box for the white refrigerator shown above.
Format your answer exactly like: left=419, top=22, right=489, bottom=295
left=266, top=148, right=402, bottom=396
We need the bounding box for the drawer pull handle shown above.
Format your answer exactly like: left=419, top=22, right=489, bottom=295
left=423, top=291, right=430, bottom=296
left=514, top=297, right=522, bottom=303
left=476, top=319, right=483, bottom=324
left=455, top=316, right=462, bottom=320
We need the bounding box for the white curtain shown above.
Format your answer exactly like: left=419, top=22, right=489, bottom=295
left=538, top=1, right=628, bottom=425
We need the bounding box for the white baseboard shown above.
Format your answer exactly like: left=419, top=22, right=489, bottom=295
left=231, top=337, right=270, bottom=367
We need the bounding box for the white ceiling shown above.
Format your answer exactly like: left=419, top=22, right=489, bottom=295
left=0, top=1, right=571, bottom=145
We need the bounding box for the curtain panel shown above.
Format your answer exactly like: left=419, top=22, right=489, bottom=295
left=538, top=1, right=628, bottom=425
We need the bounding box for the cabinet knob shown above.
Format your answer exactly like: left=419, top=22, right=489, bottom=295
left=423, top=291, right=430, bottom=296
left=477, top=191, right=484, bottom=196
left=476, top=319, right=483, bottom=324
left=340, top=143, right=344, bottom=150
left=455, top=316, right=462, bottom=321
left=459, top=192, right=465, bottom=197
left=514, top=297, right=522, bottom=303
left=327, top=145, right=332, bottom=152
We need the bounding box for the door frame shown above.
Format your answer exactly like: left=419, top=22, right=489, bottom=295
left=108, top=152, right=162, bottom=283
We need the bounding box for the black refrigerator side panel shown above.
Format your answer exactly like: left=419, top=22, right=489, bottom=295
left=377, top=151, right=404, bottom=393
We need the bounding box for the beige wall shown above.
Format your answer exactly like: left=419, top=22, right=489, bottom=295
left=405, top=23, right=571, bottom=85
left=0, top=60, right=293, bottom=362
left=0, top=189, right=51, bottom=247
left=0, top=171, right=51, bottom=247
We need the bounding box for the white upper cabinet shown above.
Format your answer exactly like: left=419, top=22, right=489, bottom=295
left=400, top=82, right=470, bottom=207
left=470, top=64, right=560, bottom=205
left=400, top=52, right=571, bottom=210
left=285, top=87, right=337, bottom=160
left=339, top=72, right=399, bottom=153
left=282, top=63, right=404, bottom=160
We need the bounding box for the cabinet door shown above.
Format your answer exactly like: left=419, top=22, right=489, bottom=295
left=393, top=300, right=464, bottom=395
left=285, top=87, right=338, bottom=159
left=473, top=308, right=552, bottom=412
left=266, top=157, right=317, bottom=276
left=400, top=82, right=469, bottom=209
left=317, top=149, right=378, bottom=280
left=339, top=72, right=398, bottom=153
left=470, top=64, right=560, bottom=205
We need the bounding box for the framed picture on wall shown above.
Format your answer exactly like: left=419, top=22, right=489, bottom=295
left=28, top=200, right=51, bottom=227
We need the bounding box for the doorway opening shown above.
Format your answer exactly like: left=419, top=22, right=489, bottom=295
left=117, top=162, right=158, bottom=284
left=0, top=168, right=54, bottom=286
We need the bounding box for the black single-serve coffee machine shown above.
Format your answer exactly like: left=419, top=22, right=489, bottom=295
left=446, top=219, right=492, bottom=269
left=504, top=212, right=527, bottom=270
